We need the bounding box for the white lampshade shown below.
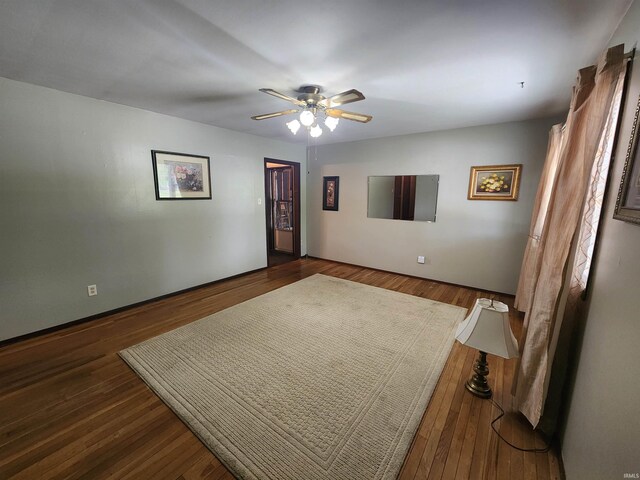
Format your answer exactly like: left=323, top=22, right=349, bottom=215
left=324, top=116, right=339, bottom=131
left=309, top=124, right=323, bottom=138
left=299, top=110, right=315, bottom=127
left=455, top=298, right=519, bottom=359
left=286, top=119, right=301, bottom=134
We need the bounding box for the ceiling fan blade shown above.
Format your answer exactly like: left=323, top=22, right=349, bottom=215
left=318, top=89, right=365, bottom=108
left=259, top=88, right=306, bottom=107
left=251, top=109, right=298, bottom=120
left=325, top=108, right=372, bottom=123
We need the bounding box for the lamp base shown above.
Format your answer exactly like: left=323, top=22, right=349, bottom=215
left=465, top=351, right=492, bottom=398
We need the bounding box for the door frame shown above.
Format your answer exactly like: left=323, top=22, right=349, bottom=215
left=264, top=158, right=301, bottom=264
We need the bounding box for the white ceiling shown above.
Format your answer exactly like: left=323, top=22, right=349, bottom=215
left=0, top=0, right=633, bottom=144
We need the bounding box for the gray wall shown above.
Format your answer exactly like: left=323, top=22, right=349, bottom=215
left=307, top=117, right=557, bottom=294
left=561, top=2, right=640, bottom=477
left=0, top=77, right=306, bottom=341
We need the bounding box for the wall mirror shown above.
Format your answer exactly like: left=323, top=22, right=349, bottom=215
left=367, top=175, right=439, bottom=222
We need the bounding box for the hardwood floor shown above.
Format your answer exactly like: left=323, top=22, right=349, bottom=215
left=0, top=258, right=563, bottom=479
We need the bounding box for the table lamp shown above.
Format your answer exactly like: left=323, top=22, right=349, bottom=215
left=455, top=298, right=519, bottom=398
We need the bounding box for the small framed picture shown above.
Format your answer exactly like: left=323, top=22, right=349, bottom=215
left=614, top=93, right=640, bottom=225
left=151, top=150, right=211, bottom=200
left=468, top=164, right=522, bottom=201
left=323, top=176, right=339, bottom=211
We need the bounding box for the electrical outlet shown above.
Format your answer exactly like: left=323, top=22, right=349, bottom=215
left=257, top=198, right=262, bottom=205
left=417, top=256, right=425, bottom=264
left=87, top=284, right=98, bottom=296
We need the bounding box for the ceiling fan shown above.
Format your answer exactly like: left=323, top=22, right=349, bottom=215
left=251, top=85, right=372, bottom=137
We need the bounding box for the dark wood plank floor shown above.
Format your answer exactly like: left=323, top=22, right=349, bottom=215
left=0, top=258, right=563, bottom=479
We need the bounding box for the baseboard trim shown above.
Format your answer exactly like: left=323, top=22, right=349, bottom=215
left=0, top=266, right=268, bottom=348
left=306, top=255, right=515, bottom=298
left=2, top=255, right=508, bottom=347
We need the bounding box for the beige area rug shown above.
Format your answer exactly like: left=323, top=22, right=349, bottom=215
left=120, top=274, right=466, bottom=480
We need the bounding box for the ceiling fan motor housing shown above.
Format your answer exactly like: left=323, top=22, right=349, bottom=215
left=297, top=85, right=325, bottom=107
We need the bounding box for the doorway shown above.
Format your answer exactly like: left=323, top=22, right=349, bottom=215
left=264, top=158, right=301, bottom=267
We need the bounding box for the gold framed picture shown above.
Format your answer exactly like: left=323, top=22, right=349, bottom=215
left=468, top=164, right=522, bottom=201
left=614, top=93, right=640, bottom=225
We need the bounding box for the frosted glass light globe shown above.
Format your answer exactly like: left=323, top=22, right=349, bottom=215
left=299, top=110, right=315, bottom=127
left=286, top=119, right=301, bottom=134
left=324, top=116, right=339, bottom=131
left=309, top=124, right=323, bottom=138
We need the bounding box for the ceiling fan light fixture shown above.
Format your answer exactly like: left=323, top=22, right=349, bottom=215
left=286, top=119, right=301, bottom=134
left=309, top=124, right=323, bottom=138
left=299, top=109, right=315, bottom=127
left=324, top=116, right=339, bottom=132
left=253, top=87, right=372, bottom=136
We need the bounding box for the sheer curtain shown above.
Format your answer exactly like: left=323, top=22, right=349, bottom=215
left=512, top=44, right=628, bottom=428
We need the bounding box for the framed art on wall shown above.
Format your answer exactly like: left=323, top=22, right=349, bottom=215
left=614, top=93, right=640, bottom=225
left=323, top=176, right=339, bottom=211
left=468, top=164, right=522, bottom=201
left=151, top=150, right=212, bottom=200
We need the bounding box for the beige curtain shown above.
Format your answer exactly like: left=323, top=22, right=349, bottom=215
left=514, top=124, right=565, bottom=313
left=536, top=61, right=628, bottom=434
left=513, top=44, right=628, bottom=427
left=567, top=67, right=626, bottom=308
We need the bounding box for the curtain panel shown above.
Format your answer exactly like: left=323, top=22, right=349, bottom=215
left=514, top=123, right=565, bottom=313
left=537, top=60, right=628, bottom=434
left=512, top=44, right=628, bottom=428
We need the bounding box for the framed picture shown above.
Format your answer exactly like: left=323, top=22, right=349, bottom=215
left=468, top=164, right=522, bottom=201
left=151, top=150, right=211, bottom=200
left=614, top=94, right=640, bottom=225
left=323, top=176, right=339, bottom=211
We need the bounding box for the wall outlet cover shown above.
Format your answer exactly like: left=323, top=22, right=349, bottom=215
left=417, top=256, right=425, bottom=264
left=87, top=285, right=98, bottom=296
